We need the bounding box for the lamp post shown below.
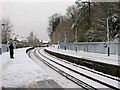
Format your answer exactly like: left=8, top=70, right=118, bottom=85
left=64, top=31, right=67, bottom=50
left=75, top=28, right=78, bottom=52
left=0, top=27, right=1, bottom=55
left=57, top=33, right=60, bottom=49
left=107, top=17, right=110, bottom=56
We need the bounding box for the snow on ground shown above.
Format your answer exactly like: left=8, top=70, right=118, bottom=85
left=31, top=48, right=80, bottom=88
left=39, top=49, right=119, bottom=88
left=0, top=55, right=2, bottom=90
left=2, top=48, right=51, bottom=88
left=45, top=46, right=120, bottom=66
left=1, top=46, right=119, bottom=88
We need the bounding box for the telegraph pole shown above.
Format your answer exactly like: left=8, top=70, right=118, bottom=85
left=58, top=33, right=60, bottom=49
left=75, top=28, right=78, bottom=52
left=107, top=17, right=110, bottom=56
left=64, top=31, right=67, bottom=50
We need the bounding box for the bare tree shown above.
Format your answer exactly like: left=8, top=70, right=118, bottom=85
left=27, top=31, right=39, bottom=46
left=66, top=5, right=78, bottom=19
left=47, top=13, right=61, bottom=43
left=1, top=17, right=13, bottom=44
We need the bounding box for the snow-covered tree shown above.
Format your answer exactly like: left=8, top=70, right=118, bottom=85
left=1, top=17, right=13, bottom=44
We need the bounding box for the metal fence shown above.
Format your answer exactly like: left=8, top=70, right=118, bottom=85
left=2, top=44, right=9, bottom=53
left=0, top=44, right=1, bottom=55
left=60, top=42, right=120, bottom=55
left=0, top=44, right=16, bottom=55
left=0, top=44, right=9, bottom=55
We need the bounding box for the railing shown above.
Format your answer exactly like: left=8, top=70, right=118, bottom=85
left=0, top=44, right=16, bottom=55
left=0, top=44, right=1, bottom=55
left=60, top=42, right=120, bottom=55
left=0, top=44, right=8, bottom=55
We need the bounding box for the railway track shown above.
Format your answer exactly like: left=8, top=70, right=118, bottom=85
left=43, top=48, right=120, bottom=83
left=28, top=48, right=120, bottom=90
left=43, top=48, right=120, bottom=82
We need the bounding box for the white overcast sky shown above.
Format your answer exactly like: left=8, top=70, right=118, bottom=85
left=1, top=0, right=76, bottom=41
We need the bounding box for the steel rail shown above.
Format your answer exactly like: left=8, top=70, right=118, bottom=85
left=37, top=49, right=120, bottom=90
left=33, top=49, right=97, bottom=90
left=43, top=49, right=120, bottom=82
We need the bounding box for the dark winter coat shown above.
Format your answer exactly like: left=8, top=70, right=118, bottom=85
left=9, top=43, right=14, bottom=54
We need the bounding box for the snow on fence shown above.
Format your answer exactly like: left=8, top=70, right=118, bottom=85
left=60, top=42, right=120, bottom=55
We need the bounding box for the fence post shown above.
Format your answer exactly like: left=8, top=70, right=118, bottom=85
left=0, top=48, right=1, bottom=55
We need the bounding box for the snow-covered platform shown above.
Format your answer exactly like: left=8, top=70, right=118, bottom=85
left=45, top=47, right=120, bottom=66
left=1, top=48, right=61, bottom=89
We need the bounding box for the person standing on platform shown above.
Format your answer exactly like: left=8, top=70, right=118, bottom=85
left=9, top=42, right=14, bottom=59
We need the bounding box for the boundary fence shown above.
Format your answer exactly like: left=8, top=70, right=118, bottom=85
left=60, top=42, right=120, bottom=55
left=0, top=44, right=16, bottom=55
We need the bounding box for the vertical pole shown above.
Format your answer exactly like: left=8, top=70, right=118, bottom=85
left=107, top=17, right=110, bottom=56
left=58, top=33, right=59, bottom=49
left=7, top=28, right=9, bottom=52
left=118, top=36, right=120, bottom=82
left=64, top=31, right=67, bottom=50
left=75, top=28, right=77, bottom=52
left=0, top=25, right=2, bottom=55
